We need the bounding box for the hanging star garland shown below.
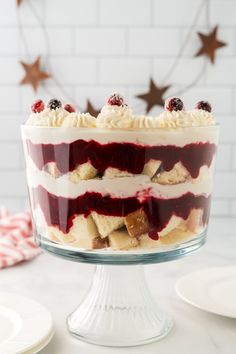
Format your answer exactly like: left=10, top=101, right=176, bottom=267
left=85, top=100, right=101, bottom=117
left=136, top=79, right=170, bottom=113
left=16, top=0, right=228, bottom=115
left=20, top=56, right=51, bottom=92
left=195, top=25, right=227, bottom=64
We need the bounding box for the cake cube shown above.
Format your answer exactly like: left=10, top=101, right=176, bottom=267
left=109, top=230, right=138, bottom=250
left=69, top=162, right=97, bottom=182
left=159, top=215, right=183, bottom=237
left=124, top=208, right=149, bottom=238
left=142, top=159, right=162, bottom=178
left=48, top=215, right=102, bottom=249
left=187, top=209, right=203, bottom=233
left=44, top=162, right=60, bottom=178
left=160, top=228, right=192, bottom=245
left=70, top=215, right=100, bottom=248
left=104, top=167, right=134, bottom=179
left=152, top=162, right=190, bottom=185
left=139, top=233, right=160, bottom=249
left=71, top=236, right=107, bottom=249
left=48, top=226, right=75, bottom=244
left=91, top=213, right=124, bottom=238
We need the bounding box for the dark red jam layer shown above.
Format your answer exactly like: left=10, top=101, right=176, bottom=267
left=26, top=139, right=216, bottom=178
left=32, top=185, right=211, bottom=237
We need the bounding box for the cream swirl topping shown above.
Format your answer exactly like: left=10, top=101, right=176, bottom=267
left=96, top=105, right=134, bottom=129
left=132, top=115, right=160, bottom=129
left=62, top=113, right=96, bottom=128
left=157, top=109, right=215, bottom=128
left=26, top=99, right=216, bottom=129
left=157, top=110, right=188, bottom=128
left=26, top=108, right=96, bottom=128
left=26, top=107, right=69, bottom=127
left=187, top=109, right=216, bottom=126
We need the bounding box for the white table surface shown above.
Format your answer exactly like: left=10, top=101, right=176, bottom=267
left=0, top=218, right=235, bottom=354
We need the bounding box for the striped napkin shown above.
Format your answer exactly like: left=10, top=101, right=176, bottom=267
left=0, top=208, right=41, bottom=269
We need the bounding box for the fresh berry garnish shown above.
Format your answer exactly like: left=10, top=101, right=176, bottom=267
left=31, top=99, right=45, bottom=113
left=148, top=229, right=159, bottom=240
left=165, top=97, right=184, bottom=112
left=47, top=98, right=62, bottom=110
left=64, top=104, right=76, bottom=113
left=107, top=93, right=124, bottom=106
left=195, top=100, right=212, bottom=113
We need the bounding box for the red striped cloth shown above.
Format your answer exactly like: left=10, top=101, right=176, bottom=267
left=0, top=208, right=41, bottom=268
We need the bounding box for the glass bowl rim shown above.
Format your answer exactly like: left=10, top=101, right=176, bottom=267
left=21, top=123, right=220, bottom=134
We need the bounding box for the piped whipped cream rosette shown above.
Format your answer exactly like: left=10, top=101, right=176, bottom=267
left=96, top=93, right=135, bottom=129
left=22, top=94, right=219, bottom=251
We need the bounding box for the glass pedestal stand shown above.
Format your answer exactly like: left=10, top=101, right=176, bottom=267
left=67, top=265, right=172, bottom=346
left=40, top=232, right=206, bottom=347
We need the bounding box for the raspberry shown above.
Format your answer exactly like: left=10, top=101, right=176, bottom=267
left=107, top=93, right=124, bottom=106
left=47, top=98, right=62, bottom=110
left=31, top=99, right=45, bottom=113
left=165, top=97, right=184, bottom=112
left=148, top=229, right=159, bottom=240
left=195, top=100, right=212, bottom=112
left=64, top=104, right=76, bottom=113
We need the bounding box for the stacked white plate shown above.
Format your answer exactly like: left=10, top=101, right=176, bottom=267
left=0, top=293, right=53, bottom=354
left=176, top=266, right=236, bottom=318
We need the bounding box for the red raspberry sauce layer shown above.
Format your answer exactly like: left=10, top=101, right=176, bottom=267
left=32, top=185, right=211, bottom=236
left=26, top=139, right=216, bottom=178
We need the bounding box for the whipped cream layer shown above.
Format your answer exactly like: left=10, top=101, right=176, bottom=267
left=22, top=125, right=219, bottom=146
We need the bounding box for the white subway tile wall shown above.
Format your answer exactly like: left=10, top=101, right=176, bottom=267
left=0, top=0, right=235, bottom=216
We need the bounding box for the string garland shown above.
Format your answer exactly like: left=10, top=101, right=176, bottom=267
left=17, top=0, right=227, bottom=115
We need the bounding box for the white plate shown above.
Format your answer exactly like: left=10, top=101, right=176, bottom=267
left=176, top=266, right=236, bottom=318
left=24, top=330, right=54, bottom=354
left=0, top=292, right=53, bottom=354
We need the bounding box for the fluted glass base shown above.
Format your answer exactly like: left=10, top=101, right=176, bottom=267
left=67, top=265, right=173, bottom=347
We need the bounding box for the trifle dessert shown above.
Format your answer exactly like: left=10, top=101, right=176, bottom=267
left=22, top=94, right=219, bottom=252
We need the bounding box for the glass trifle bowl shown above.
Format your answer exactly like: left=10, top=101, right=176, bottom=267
left=21, top=95, right=219, bottom=346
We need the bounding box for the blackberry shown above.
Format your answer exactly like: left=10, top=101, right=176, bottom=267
left=195, top=100, right=212, bottom=112
left=47, top=98, right=62, bottom=110
left=165, top=97, right=184, bottom=112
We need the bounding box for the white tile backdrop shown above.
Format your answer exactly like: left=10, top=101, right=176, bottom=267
left=0, top=0, right=235, bottom=216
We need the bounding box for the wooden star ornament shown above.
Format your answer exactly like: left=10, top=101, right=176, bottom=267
left=85, top=100, right=101, bottom=117
left=20, top=56, right=51, bottom=92
left=195, top=26, right=227, bottom=64
left=136, top=79, right=170, bottom=113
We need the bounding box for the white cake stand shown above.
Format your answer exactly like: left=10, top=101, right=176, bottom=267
left=38, top=230, right=206, bottom=347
